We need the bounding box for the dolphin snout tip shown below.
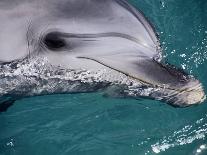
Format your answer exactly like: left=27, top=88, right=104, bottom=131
left=172, top=81, right=206, bottom=107
left=166, top=79, right=206, bottom=107
left=184, top=86, right=206, bottom=106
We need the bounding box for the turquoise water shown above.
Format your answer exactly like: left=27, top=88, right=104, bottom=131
left=1, top=0, right=207, bottom=154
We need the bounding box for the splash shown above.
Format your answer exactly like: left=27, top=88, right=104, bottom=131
left=151, top=114, right=207, bottom=154
left=0, top=56, right=205, bottom=107
left=0, top=57, right=144, bottom=98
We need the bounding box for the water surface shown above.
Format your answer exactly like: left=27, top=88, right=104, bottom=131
left=1, top=0, right=207, bottom=154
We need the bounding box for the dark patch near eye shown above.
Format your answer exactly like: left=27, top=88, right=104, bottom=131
left=43, top=32, right=66, bottom=50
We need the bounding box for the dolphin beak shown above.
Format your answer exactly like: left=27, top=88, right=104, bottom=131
left=78, top=54, right=206, bottom=107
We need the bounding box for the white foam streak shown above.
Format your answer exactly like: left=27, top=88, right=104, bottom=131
left=151, top=115, right=207, bottom=154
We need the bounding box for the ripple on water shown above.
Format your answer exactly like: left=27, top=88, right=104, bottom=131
left=151, top=115, right=207, bottom=154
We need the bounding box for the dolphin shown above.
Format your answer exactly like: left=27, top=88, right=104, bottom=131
left=0, top=0, right=205, bottom=110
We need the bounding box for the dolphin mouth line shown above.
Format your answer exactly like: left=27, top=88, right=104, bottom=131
left=76, top=56, right=197, bottom=92
left=77, top=56, right=152, bottom=85
left=77, top=56, right=206, bottom=106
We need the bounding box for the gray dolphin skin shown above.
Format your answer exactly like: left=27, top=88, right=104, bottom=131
left=0, top=0, right=206, bottom=109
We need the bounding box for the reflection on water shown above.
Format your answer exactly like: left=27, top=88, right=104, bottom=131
left=151, top=115, right=207, bottom=154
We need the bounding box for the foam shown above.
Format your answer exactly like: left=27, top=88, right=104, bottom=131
left=151, top=115, right=207, bottom=154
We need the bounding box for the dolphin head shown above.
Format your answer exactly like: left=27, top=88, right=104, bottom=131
left=0, top=0, right=205, bottom=107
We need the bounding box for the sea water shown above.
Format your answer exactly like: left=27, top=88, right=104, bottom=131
left=0, top=0, right=207, bottom=154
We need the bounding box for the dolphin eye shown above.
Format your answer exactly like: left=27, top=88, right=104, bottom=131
left=43, top=32, right=66, bottom=50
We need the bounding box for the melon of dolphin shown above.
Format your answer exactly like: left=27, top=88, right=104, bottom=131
left=0, top=0, right=206, bottom=109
